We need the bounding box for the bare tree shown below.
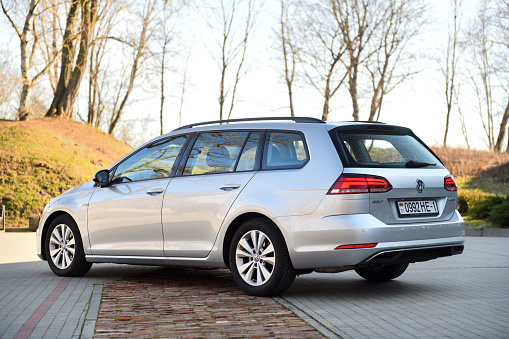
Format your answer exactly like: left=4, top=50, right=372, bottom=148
left=330, top=0, right=426, bottom=121
left=455, top=83, right=470, bottom=149
left=469, top=0, right=496, bottom=150
left=38, top=0, right=64, bottom=93
left=46, top=0, right=98, bottom=118
left=159, top=3, right=168, bottom=134
left=178, top=52, right=191, bottom=127
left=442, top=0, right=462, bottom=148
left=299, top=1, right=347, bottom=121
left=278, top=0, right=300, bottom=117
left=365, top=0, right=426, bottom=122
left=206, top=0, right=259, bottom=120
left=157, top=0, right=182, bottom=134
left=107, top=0, right=157, bottom=135
left=1, top=0, right=61, bottom=120
left=87, top=0, right=120, bottom=128
left=299, top=0, right=425, bottom=121
left=0, top=49, right=18, bottom=119
left=333, top=0, right=382, bottom=121
left=493, top=0, right=509, bottom=152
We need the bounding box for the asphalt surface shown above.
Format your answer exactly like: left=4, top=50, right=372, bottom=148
left=1, top=232, right=508, bottom=338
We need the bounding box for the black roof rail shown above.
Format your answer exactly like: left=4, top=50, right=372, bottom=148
left=354, top=120, right=386, bottom=124
left=173, top=116, right=325, bottom=131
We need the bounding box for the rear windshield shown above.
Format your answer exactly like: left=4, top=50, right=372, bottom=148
left=337, top=131, right=443, bottom=169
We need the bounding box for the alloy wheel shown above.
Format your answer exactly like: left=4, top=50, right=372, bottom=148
left=235, top=230, right=276, bottom=286
left=49, top=223, right=75, bottom=270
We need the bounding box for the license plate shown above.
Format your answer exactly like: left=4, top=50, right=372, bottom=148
left=397, top=200, right=438, bottom=216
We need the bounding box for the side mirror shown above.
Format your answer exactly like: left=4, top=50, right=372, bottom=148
left=93, top=169, right=110, bottom=187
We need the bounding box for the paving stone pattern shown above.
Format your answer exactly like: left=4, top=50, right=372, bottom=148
left=95, top=268, right=324, bottom=338
left=280, top=236, right=509, bottom=339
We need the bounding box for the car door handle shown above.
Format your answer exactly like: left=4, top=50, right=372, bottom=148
left=146, top=189, right=164, bottom=196
left=220, top=184, right=241, bottom=191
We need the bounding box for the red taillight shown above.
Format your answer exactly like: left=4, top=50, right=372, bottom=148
left=328, top=174, right=392, bottom=194
left=335, top=243, right=377, bottom=250
left=444, top=174, right=457, bottom=191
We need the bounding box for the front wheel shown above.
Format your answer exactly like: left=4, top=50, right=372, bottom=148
left=229, top=218, right=296, bottom=297
left=355, top=263, right=409, bottom=281
left=45, top=215, right=92, bottom=277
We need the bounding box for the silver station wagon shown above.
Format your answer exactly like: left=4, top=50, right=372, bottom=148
left=37, top=117, right=464, bottom=296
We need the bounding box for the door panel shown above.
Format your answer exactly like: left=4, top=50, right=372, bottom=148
left=162, top=173, right=255, bottom=257
left=88, top=179, right=170, bottom=256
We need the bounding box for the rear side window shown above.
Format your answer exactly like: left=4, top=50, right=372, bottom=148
left=183, top=131, right=249, bottom=175
left=262, top=131, right=309, bottom=170
left=338, top=132, right=442, bottom=168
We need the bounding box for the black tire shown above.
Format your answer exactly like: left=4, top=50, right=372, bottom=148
left=45, top=215, right=92, bottom=277
left=355, top=263, right=409, bottom=281
left=229, top=218, right=296, bottom=297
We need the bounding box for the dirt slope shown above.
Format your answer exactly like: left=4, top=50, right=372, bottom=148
left=0, top=118, right=132, bottom=228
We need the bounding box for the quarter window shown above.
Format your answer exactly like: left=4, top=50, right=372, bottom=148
left=112, top=135, right=188, bottom=183
left=183, top=131, right=249, bottom=175
left=236, top=132, right=261, bottom=172
left=262, top=131, right=309, bottom=170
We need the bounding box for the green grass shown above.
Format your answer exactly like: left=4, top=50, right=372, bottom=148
left=458, top=176, right=509, bottom=196
left=0, top=119, right=130, bottom=228
left=461, top=216, right=504, bottom=229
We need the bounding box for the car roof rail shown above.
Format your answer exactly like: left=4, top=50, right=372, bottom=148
left=173, top=116, right=325, bottom=131
left=354, top=120, right=386, bottom=124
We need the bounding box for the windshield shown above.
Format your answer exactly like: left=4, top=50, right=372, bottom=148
left=337, top=131, right=443, bottom=169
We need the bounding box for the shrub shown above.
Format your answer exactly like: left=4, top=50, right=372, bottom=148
left=468, top=195, right=506, bottom=220
left=457, top=189, right=490, bottom=214
left=489, top=198, right=509, bottom=228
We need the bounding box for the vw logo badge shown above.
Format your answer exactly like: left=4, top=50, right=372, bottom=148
left=416, top=179, right=425, bottom=193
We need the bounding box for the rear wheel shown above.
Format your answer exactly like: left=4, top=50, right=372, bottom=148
left=355, top=263, right=409, bottom=281
left=45, top=215, right=92, bottom=277
left=229, top=218, right=295, bottom=297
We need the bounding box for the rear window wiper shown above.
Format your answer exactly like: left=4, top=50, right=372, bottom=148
left=405, top=160, right=437, bottom=168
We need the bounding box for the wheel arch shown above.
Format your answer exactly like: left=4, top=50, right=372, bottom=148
left=40, top=211, right=75, bottom=261
left=222, top=212, right=284, bottom=268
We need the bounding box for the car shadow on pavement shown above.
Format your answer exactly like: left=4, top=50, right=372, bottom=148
left=283, top=271, right=456, bottom=300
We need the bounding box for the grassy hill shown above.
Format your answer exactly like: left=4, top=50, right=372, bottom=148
left=0, top=118, right=132, bottom=228
left=433, top=146, right=509, bottom=228
left=433, top=146, right=509, bottom=196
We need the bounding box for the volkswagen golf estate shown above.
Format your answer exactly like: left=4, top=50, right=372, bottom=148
left=37, top=117, right=464, bottom=296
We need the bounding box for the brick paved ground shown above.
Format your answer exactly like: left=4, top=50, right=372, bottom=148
left=95, top=268, right=324, bottom=338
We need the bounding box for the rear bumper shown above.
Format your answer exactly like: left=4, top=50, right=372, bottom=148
left=278, top=210, right=465, bottom=270
left=360, top=243, right=464, bottom=265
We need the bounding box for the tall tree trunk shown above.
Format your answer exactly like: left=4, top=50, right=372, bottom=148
left=495, top=99, right=509, bottom=152
left=18, top=84, right=32, bottom=120
left=322, top=75, right=331, bottom=121
left=1, top=0, right=45, bottom=120
left=160, top=38, right=166, bottom=135
left=46, top=0, right=97, bottom=118
left=349, top=65, right=360, bottom=121
left=17, top=0, right=38, bottom=120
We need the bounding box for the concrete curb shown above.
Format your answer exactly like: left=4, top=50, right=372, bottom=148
left=4, top=228, right=32, bottom=232
left=465, top=228, right=509, bottom=237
